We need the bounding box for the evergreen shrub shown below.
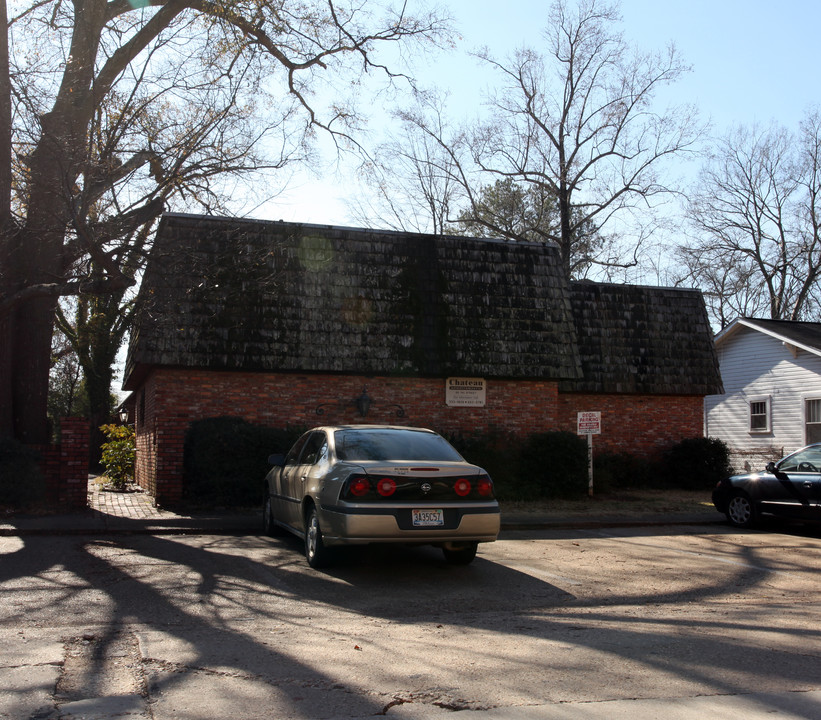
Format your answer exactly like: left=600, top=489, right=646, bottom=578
left=662, top=436, right=732, bottom=490
left=447, top=429, right=522, bottom=500
left=183, top=417, right=304, bottom=506
left=518, top=431, right=589, bottom=499
left=593, top=451, right=657, bottom=491
left=452, top=430, right=592, bottom=499
left=99, top=424, right=136, bottom=490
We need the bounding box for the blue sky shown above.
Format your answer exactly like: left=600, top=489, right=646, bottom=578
left=265, top=0, right=820, bottom=225
left=619, top=0, right=818, bottom=130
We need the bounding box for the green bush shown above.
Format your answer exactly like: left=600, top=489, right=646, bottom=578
left=183, top=417, right=304, bottom=506
left=451, top=430, right=592, bottom=500
left=0, top=438, right=46, bottom=507
left=518, top=431, right=590, bottom=499
left=661, top=436, right=732, bottom=490
left=447, top=429, right=523, bottom=501
left=593, top=451, right=657, bottom=491
left=99, top=424, right=136, bottom=490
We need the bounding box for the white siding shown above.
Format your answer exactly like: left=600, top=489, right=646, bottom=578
left=705, top=326, right=821, bottom=464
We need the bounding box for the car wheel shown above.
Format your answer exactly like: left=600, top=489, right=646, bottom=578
left=442, top=542, right=478, bottom=565
left=305, top=505, right=334, bottom=568
left=726, top=491, right=757, bottom=528
left=262, top=489, right=282, bottom=536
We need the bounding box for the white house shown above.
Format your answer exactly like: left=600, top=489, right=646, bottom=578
left=704, top=318, right=821, bottom=471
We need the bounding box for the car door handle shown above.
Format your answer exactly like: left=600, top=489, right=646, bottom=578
left=803, top=481, right=813, bottom=488
left=301, top=475, right=307, bottom=482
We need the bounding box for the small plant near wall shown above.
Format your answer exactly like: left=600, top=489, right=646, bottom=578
left=99, top=424, right=136, bottom=491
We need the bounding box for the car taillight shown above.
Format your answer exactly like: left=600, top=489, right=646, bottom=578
left=454, top=478, right=471, bottom=497
left=377, top=477, right=397, bottom=497
left=349, top=477, right=370, bottom=497
left=477, top=475, right=493, bottom=497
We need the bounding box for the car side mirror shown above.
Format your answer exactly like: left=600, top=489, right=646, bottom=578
left=268, top=453, right=286, bottom=466
left=766, top=460, right=789, bottom=480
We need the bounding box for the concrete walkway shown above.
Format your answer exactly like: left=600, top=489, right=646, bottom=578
left=0, top=478, right=261, bottom=536
left=87, top=477, right=160, bottom=519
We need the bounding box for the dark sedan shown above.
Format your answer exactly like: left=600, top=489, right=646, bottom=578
left=262, top=425, right=500, bottom=567
left=712, top=443, right=821, bottom=528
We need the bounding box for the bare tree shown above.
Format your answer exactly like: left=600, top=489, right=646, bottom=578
left=468, top=0, right=703, bottom=277
left=47, top=324, right=84, bottom=431
left=680, top=111, right=821, bottom=327
left=0, top=0, right=450, bottom=443
left=50, top=37, right=298, bottom=459
left=356, top=0, right=702, bottom=279
left=350, top=90, right=462, bottom=235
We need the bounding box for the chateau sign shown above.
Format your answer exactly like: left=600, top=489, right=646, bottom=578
left=445, top=377, right=486, bottom=407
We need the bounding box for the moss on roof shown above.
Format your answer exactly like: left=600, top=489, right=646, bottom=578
left=562, top=280, right=723, bottom=395
left=124, top=214, right=583, bottom=388
left=124, top=214, right=722, bottom=396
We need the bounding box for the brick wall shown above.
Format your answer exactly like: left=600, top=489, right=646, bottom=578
left=134, top=368, right=707, bottom=502
left=134, top=377, right=158, bottom=497
left=558, top=393, right=705, bottom=459
left=32, top=417, right=89, bottom=509
left=134, top=368, right=561, bottom=502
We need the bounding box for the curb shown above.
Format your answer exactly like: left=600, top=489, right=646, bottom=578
left=1, top=513, right=723, bottom=537
left=501, top=515, right=723, bottom=531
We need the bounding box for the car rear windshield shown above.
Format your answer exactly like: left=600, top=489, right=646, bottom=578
left=334, top=429, right=464, bottom=462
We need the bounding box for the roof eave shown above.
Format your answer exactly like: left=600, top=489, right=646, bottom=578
left=717, top=318, right=821, bottom=358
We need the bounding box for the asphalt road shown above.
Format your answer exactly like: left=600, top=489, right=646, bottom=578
left=1, top=522, right=820, bottom=719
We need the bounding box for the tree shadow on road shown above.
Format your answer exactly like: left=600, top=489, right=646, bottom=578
left=1, top=522, right=820, bottom=718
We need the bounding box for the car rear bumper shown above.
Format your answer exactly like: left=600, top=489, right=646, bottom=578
left=318, top=503, right=501, bottom=546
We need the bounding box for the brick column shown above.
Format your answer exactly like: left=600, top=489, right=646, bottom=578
left=59, top=417, right=90, bottom=509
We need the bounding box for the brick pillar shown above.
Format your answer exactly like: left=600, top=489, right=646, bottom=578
left=59, top=418, right=90, bottom=509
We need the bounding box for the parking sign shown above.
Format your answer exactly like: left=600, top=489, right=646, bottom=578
left=577, top=411, right=601, bottom=435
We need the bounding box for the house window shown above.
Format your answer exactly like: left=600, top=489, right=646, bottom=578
left=749, top=397, right=770, bottom=433
left=807, top=399, right=821, bottom=444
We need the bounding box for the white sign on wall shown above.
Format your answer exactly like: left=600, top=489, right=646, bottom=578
left=577, top=411, right=601, bottom=435
left=445, top=377, right=486, bottom=407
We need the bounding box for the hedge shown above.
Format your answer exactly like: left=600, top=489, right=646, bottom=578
left=183, top=417, right=304, bottom=506
left=182, top=420, right=732, bottom=507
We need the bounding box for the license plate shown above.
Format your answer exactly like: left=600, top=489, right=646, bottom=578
left=412, top=509, right=444, bottom=527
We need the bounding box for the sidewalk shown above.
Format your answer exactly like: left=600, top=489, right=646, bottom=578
left=0, top=477, right=723, bottom=536
left=0, top=478, right=262, bottom=536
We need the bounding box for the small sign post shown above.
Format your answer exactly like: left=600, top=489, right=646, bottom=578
left=576, top=412, right=601, bottom=497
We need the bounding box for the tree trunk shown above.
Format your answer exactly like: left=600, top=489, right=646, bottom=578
left=2, top=0, right=107, bottom=443
left=7, top=212, right=65, bottom=443
left=0, top=299, right=14, bottom=439
left=7, top=118, right=75, bottom=443
left=0, top=0, right=14, bottom=439
left=86, top=368, right=114, bottom=469
left=84, top=325, right=119, bottom=469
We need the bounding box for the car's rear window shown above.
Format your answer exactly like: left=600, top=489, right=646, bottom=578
left=334, top=429, right=464, bottom=462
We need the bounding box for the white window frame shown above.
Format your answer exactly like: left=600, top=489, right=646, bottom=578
left=804, top=395, right=821, bottom=445
left=748, top=396, right=771, bottom=434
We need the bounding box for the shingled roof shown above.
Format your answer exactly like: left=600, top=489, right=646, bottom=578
left=124, top=213, right=583, bottom=389
left=561, top=281, right=723, bottom=395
